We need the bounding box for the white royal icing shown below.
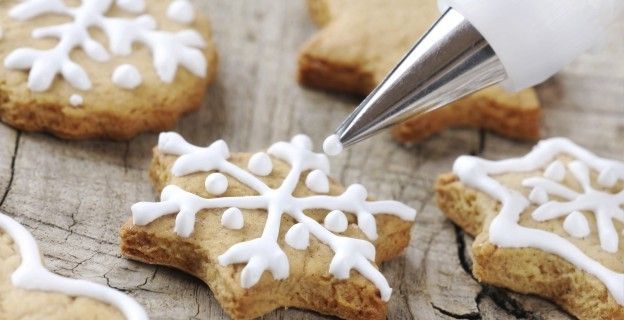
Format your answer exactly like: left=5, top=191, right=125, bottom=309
left=323, top=134, right=343, bottom=156
left=305, top=169, right=329, bottom=194
left=166, top=0, right=195, bottom=25
left=543, top=160, right=566, bottom=182
left=204, top=172, right=228, bottom=195
left=453, top=137, right=624, bottom=305
left=598, top=167, right=619, bottom=188
left=563, top=211, right=591, bottom=238
left=0, top=211, right=147, bottom=319
left=291, top=134, right=313, bottom=151
left=221, top=207, right=244, bottom=230
left=4, top=0, right=207, bottom=92
left=324, top=210, right=348, bottom=233
left=69, top=94, right=83, bottom=107
left=115, top=0, right=145, bottom=13
left=112, top=64, right=142, bottom=89
left=528, top=186, right=548, bottom=205
left=247, top=152, right=272, bottom=176
left=131, top=132, right=416, bottom=301
left=285, top=223, right=309, bottom=250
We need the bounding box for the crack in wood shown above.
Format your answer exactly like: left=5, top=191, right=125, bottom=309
left=0, top=131, right=20, bottom=208
left=478, top=129, right=487, bottom=155
left=431, top=303, right=481, bottom=319
left=2, top=209, right=118, bottom=247
left=453, top=225, right=474, bottom=278
left=452, top=223, right=540, bottom=319
left=475, top=286, right=540, bottom=319
left=65, top=197, right=82, bottom=241
left=193, top=283, right=201, bottom=317
left=468, top=129, right=487, bottom=156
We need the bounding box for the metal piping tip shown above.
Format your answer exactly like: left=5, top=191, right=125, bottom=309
left=333, top=8, right=508, bottom=148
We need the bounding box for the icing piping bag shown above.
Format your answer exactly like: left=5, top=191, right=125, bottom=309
left=326, top=0, right=622, bottom=151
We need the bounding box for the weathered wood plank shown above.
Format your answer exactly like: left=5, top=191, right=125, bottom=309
left=0, top=1, right=622, bottom=319
left=0, top=125, right=17, bottom=207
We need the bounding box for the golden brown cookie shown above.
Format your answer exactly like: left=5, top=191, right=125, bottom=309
left=120, top=132, right=416, bottom=320
left=436, top=138, right=624, bottom=319
left=0, top=0, right=218, bottom=140
left=0, top=212, right=146, bottom=319
left=298, top=0, right=540, bottom=143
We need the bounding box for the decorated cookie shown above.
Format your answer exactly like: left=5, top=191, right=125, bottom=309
left=0, top=211, right=146, bottom=319
left=120, top=132, right=416, bottom=319
left=0, top=0, right=217, bottom=139
left=436, top=138, right=623, bottom=319
left=298, top=0, right=540, bottom=143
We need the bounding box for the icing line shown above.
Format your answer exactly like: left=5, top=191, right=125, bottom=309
left=453, top=137, right=624, bottom=304
left=0, top=211, right=147, bottom=319
left=132, top=132, right=417, bottom=301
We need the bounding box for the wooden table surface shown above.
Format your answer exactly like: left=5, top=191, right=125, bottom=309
left=0, top=1, right=622, bottom=319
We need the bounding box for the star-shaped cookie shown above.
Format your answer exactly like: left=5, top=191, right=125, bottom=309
left=298, top=0, right=540, bottom=143
left=436, top=138, right=624, bottom=319
left=0, top=0, right=217, bottom=140
left=120, top=132, right=416, bottom=319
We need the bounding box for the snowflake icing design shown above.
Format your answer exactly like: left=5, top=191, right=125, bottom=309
left=523, top=159, right=624, bottom=253
left=131, top=132, right=417, bottom=301
left=4, top=0, right=206, bottom=92
left=453, top=137, right=624, bottom=305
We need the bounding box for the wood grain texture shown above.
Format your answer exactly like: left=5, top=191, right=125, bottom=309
left=0, top=1, right=622, bottom=319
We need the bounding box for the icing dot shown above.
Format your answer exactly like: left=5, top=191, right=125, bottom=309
left=323, top=134, right=343, bottom=156
left=221, top=207, right=244, bottom=230
left=345, top=184, right=368, bottom=201
left=563, top=211, right=590, bottom=238
left=205, top=173, right=228, bottom=195
left=247, top=152, right=272, bottom=176
left=291, top=134, right=313, bottom=151
left=166, top=0, right=195, bottom=25
left=597, top=167, right=618, bottom=188
left=112, top=64, right=142, bottom=89
left=285, top=223, right=309, bottom=250
left=528, top=187, right=548, bottom=205
left=544, top=160, right=565, bottom=181
left=69, top=94, right=83, bottom=107
left=324, top=210, right=348, bottom=233
left=305, top=169, right=329, bottom=193
left=116, top=0, right=145, bottom=13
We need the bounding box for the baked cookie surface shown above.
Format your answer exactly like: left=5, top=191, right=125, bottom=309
left=298, top=0, right=540, bottom=143
left=0, top=211, right=146, bottom=320
left=436, top=138, right=624, bottom=319
left=120, top=132, right=416, bottom=320
left=0, top=0, right=218, bottom=140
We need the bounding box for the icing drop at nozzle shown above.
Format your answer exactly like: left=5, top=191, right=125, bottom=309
left=323, top=135, right=343, bottom=156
